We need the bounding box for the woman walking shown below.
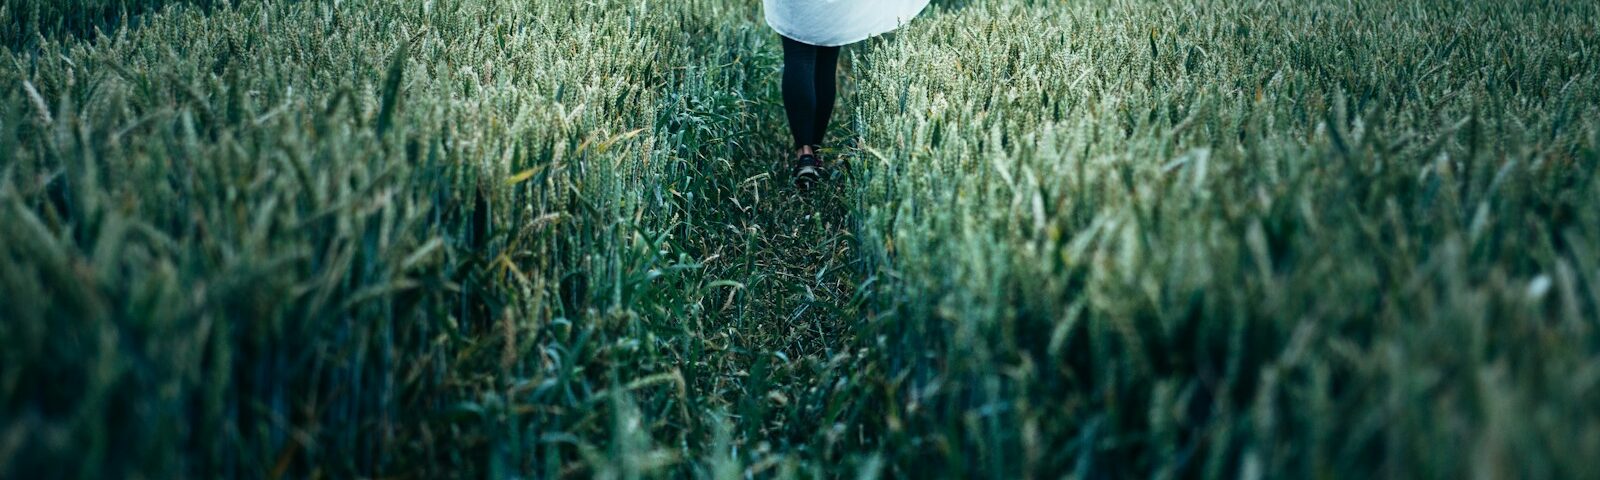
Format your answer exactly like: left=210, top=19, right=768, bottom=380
left=765, top=0, right=930, bottom=189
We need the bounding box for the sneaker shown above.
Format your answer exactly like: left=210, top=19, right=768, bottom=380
left=793, top=154, right=822, bottom=190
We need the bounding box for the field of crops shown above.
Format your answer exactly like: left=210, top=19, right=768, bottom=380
left=3, top=0, right=1597, bottom=477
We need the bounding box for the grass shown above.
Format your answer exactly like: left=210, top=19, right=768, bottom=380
left=846, top=0, right=1600, bottom=476
left=2, top=0, right=217, bottom=48
left=2, top=0, right=1597, bottom=478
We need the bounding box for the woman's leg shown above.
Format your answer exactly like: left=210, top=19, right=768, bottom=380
left=780, top=36, right=820, bottom=152
left=811, top=45, right=841, bottom=149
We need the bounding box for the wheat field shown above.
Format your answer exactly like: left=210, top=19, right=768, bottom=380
left=2, top=0, right=1597, bottom=478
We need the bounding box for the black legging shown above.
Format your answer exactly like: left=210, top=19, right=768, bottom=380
left=781, top=36, right=840, bottom=150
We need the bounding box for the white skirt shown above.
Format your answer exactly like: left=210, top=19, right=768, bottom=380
left=764, top=0, right=931, bottom=47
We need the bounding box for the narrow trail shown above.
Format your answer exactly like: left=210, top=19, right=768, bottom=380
left=640, top=17, right=873, bottom=466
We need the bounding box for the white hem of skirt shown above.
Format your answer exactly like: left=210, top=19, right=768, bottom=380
left=765, top=1, right=929, bottom=47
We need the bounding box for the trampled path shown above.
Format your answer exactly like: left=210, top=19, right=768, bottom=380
left=651, top=26, right=871, bottom=463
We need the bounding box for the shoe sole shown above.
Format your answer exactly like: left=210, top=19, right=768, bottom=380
left=794, top=166, right=821, bottom=190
